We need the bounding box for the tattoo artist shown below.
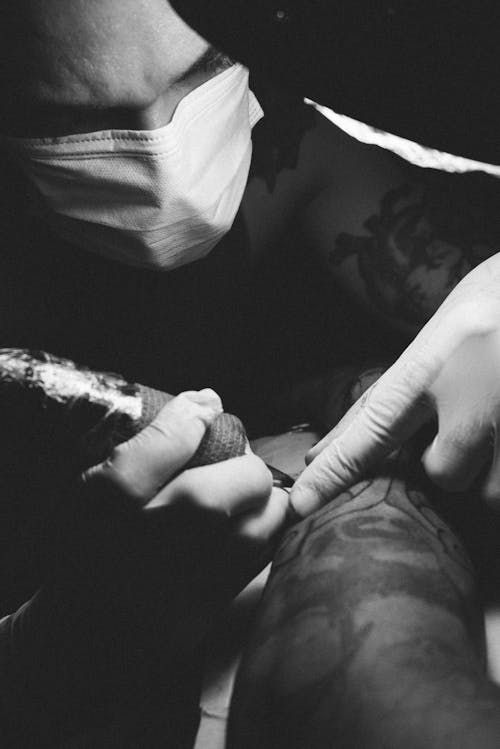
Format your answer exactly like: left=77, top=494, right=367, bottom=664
left=0, top=1, right=498, bottom=747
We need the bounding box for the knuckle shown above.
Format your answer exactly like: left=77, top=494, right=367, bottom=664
left=150, top=399, right=212, bottom=454
left=168, top=391, right=221, bottom=425
left=167, top=471, right=231, bottom=517
left=363, top=400, right=403, bottom=444
left=92, top=446, right=149, bottom=504
left=170, top=392, right=201, bottom=417
left=170, top=473, right=206, bottom=510
left=145, top=419, right=180, bottom=451
left=323, top=440, right=362, bottom=486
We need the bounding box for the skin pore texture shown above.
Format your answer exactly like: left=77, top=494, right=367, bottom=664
left=0, top=0, right=232, bottom=137
left=228, top=369, right=500, bottom=749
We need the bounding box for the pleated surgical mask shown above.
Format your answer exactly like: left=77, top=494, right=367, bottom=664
left=3, top=64, right=263, bottom=270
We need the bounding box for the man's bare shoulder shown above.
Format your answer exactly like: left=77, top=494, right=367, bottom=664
left=297, top=110, right=500, bottom=331
left=241, top=102, right=414, bottom=258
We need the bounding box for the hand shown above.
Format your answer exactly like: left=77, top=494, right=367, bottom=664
left=291, top=253, right=500, bottom=516
left=76, top=388, right=290, bottom=653
left=3, top=390, right=290, bottom=739
left=82, top=388, right=289, bottom=544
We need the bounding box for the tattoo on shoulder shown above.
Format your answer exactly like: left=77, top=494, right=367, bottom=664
left=331, top=182, right=496, bottom=324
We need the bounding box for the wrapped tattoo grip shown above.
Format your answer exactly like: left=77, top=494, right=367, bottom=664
left=0, top=349, right=248, bottom=479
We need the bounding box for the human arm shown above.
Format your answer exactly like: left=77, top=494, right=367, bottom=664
left=0, top=348, right=289, bottom=610
left=243, top=105, right=500, bottom=511
left=228, top=471, right=500, bottom=749
left=0, top=388, right=290, bottom=747
left=228, top=372, right=500, bottom=749
left=291, top=251, right=500, bottom=515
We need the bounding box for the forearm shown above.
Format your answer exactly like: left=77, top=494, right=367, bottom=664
left=228, top=466, right=500, bottom=748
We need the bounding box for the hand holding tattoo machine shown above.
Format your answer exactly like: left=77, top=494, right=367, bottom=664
left=0, top=348, right=295, bottom=500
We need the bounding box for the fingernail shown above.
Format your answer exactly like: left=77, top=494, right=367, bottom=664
left=289, top=485, right=313, bottom=518
left=304, top=448, right=317, bottom=465
left=285, top=494, right=304, bottom=525
left=185, top=388, right=222, bottom=410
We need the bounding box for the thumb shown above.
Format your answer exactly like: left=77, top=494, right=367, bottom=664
left=290, top=366, right=433, bottom=517
left=305, top=382, right=378, bottom=465
left=81, top=389, right=222, bottom=506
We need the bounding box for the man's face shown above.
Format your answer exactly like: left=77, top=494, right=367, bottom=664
left=0, top=0, right=231, bottom=137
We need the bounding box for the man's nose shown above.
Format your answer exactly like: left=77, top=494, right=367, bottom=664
left=126, top=92, right=183, bottom=131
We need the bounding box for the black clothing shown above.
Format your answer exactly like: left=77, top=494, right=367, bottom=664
left=172, top=0, right=500, bottom=165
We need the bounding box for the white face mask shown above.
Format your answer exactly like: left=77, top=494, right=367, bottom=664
left=3, top=64, right=263, bottom=270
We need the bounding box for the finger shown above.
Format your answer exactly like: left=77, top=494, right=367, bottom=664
left=305, top=384, right=377, bottom=465
left=306, top=366, right=387, bottom=464
left=422, top=425, right=491, bottom=493
left=231, top=487, right=290, bottom=547
left=145, top=453, right=273, bottom=517
left=81, top=389, right=222, bottom=506
left=291, top=362, right=434, bottom=517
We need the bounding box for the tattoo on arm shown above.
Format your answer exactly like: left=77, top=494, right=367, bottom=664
left=229, top=473, right=500, bottom=749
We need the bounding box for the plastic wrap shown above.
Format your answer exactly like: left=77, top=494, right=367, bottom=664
left=0, top=349, right=248, bottom=477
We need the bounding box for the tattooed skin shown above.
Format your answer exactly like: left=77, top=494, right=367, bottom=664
left=228, top=469, right=500, bottom=748
left=331, top=182, right=497, bottom=325
left=228, top=351, right=500, bottom=747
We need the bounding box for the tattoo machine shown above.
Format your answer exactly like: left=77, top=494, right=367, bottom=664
left=0, top=348, right=296, bottom=495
